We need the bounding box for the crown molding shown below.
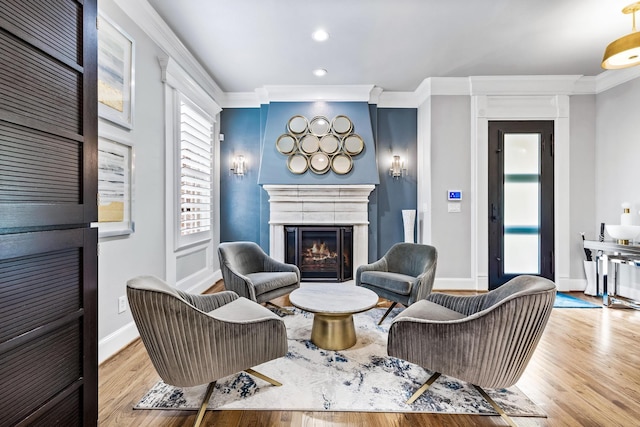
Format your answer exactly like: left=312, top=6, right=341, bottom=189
left=469, top=75, right=585, bottom=96
left=595, top=67, right=640, bottom=93
left=113, top=0, right=225, bottom=103
left=260, top=85, right=377, bottom=102
left=221, top=92, right=261, bottom=108
left=159, top=56, right=221, bottom=117
left=221, top=85, right=379, bottom=107
left=377, top=91, right=419, bottom=108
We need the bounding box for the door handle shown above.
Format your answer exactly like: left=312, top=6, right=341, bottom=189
left=491, top=203, right=499, bottom=222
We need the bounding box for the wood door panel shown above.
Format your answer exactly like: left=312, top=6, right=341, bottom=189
left=0, top=0, right=83, bottom=66
left=0, top=320, right=82, bottom=426
left=0, top=30, right=82, bottom=134
left=0, top=0, right=98, bottom=424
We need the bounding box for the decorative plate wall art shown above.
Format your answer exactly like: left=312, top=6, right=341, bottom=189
left=277, top=115, right=363, bottom=175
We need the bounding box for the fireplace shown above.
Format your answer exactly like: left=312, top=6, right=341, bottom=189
left=285, top=226, right=353, bottom=282
left=263, top=184, right=376, bottom=279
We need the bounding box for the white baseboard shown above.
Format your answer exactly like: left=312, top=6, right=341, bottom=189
left=98, top=269, right=223, bottom=365
left=98, top=321, right=139, bottom=365
left=433, top=277, right=479, bottom=291
left=182, top=269, right=222, bottom=294
left=432, top=276, right=585, bottom=292
left=556, top=277, right=586, bottom=292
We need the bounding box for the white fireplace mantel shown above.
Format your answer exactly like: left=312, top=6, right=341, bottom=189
left=263, top=184, right=375, bottom=276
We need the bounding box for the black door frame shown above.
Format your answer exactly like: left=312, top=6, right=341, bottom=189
left=488, top=120, right=554, bottom=289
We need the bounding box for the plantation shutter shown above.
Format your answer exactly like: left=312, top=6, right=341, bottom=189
left=179, top=97, right=213, bottom=237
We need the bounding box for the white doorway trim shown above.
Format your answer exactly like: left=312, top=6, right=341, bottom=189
left=472, top=95, right=571, bottom=291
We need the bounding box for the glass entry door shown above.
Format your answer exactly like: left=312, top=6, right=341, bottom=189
left=488, top=121, right=554, bottom=289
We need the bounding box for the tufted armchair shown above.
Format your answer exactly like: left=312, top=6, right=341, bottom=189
left=356, top=242, right=437, bottom=324
left=387, top=275, right=556, bottom=426
left=127, top=275, right=288, bottom=427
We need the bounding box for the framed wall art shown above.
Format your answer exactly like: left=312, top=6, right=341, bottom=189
left=97, top=135, right=134, bottom=237
left=98, top=12, right=135, bottom=129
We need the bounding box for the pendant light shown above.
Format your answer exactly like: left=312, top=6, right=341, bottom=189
left=602, top=2, right=640, bottom=69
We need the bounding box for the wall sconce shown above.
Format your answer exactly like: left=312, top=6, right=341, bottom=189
left=231, top=154, right=246, bottom=176
left=389, top=155, right=407, bottom=178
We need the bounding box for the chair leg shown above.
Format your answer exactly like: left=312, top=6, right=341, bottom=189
left=406, top=371, right=441, bottom=404
left=378, top=302, right=398, bottom=325
left=473, top=385, right=518, bottom=427
left=245, top=368, right=283, bottom=387
left=193, top=381, right=216, bottom=427
left=265, top=301, right=294, bottom=315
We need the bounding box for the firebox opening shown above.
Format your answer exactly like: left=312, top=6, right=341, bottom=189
left=285, top=226, right=353, bottom=282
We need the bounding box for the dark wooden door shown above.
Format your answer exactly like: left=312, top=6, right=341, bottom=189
left=0, top=1, right=98, bottom=425
left=488, top=121, right=554, bottom=290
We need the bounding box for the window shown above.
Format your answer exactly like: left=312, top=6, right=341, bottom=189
left=178, top=96, right=213, bottom=241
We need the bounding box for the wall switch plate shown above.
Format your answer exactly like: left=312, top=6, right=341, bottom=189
left=118, top=296, right=127, bottom=314
left=448, top=203, right=461, bottom=213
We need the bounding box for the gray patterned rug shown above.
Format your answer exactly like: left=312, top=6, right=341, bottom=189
left=135, top=307, right=545, bottom=417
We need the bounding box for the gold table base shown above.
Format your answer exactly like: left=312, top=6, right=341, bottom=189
left=310, top=312, right=357, bottom=350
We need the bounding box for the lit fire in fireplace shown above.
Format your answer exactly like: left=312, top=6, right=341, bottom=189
left=304, top=240, right=337, bottom=262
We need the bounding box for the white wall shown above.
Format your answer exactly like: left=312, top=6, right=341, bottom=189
left=569, top=95, right=596, bottom=279
left=430, top=96, right=472, bottom=278
left=97, top=0, right=221, bottom=363
left=596, top=79, right=640, bottom=224
left=596, top=77, right=640, bottom=300
left=97, top=0, right=167, bottom=362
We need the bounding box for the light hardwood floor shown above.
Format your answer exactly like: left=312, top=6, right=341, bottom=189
left=98, top=284, right=640, bottom=426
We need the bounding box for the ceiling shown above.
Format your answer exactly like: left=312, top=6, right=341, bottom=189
left=146, top=0, right=636, bottom=93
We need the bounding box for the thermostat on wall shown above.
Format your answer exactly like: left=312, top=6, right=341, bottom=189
left=448, top=190, right=462, bottom=201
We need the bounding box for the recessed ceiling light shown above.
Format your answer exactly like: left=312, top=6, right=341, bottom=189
left=313, top=68, right=328, bottom=77
left=312, top=29, right=329, bottom=42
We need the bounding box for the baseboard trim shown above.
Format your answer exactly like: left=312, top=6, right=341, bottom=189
left=182, top=269, right=222, bottom=294
left=98, top=269, right=223, bottom=364
left=98, top=321, right=139, bottom=365
left=433, top=277, right=479, bottom=291
left=557, top=277, right=586, bottom=292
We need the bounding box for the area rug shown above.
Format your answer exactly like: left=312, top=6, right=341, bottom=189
left=553, top=292, right=601, bottom=308
left=135, top=307, right=545, bottom=417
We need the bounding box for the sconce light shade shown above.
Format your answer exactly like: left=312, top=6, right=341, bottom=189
left=602, top=2, right=640, bottom=69
left=389, top=155, right=407, bottom=178
left=231, top=155, right=246, bottom=176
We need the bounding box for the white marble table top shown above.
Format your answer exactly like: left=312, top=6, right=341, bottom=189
left=289, top=283, right=378, bottom=314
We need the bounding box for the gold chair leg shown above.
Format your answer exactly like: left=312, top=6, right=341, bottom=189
left=265, top=301, right=294, bottom=315
left=378, top=302, right=398, bottom=325
left=473, top=385, right=518, bottom=427
left=406, top=372, right=441, bottom=404
left=245, top=368, right=283, bottom=387
left=193, top=381, right=216, bottom=427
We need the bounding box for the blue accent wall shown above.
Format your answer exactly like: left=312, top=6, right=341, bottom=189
left=219, top=108, right=262, bottom=244
left=258, top=102, right=380, bottom=185
left=219, top=105, right=417, bottom=263
left=375, top=108, right=418, bottom=256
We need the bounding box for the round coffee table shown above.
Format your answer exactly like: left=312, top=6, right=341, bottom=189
left=289, top=283, right=379, bottom=350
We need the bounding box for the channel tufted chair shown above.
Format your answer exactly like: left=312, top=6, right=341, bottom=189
left=218, top=241, right=300, bottom=313
left=127, top=275, right=288, bottom=427
left=356, top=242, right=437, bottom=324
left=387, top=275, right=556, bottom=426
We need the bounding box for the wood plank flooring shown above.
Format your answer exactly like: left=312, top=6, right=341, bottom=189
left=98, top=284, right=640, bottom=426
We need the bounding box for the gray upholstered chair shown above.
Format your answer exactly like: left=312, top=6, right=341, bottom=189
left=387, top=275, right=556, bottom=426
left=356, top=242, right=437, bottom=324
left=127, top=275, right=288, bottom=427
left=218, top=241, right=300, bottom=312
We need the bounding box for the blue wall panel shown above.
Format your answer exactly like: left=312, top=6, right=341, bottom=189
left=219, top=105, right=417, bottom=261
left=375, top=108, right=418, bottom=256
left=219, top=108, right=262, bottom=244
left=258, top=102, right=380, bottom=185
